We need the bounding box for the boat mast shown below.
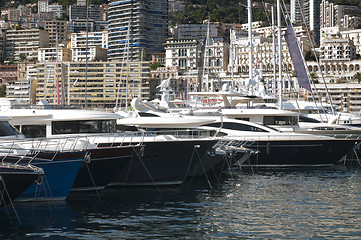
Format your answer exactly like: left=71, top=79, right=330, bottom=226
left=271, top=6, right=276, bottom=97
left=115, top=22, right=130, bottom=111
left=277, top=0, right=283, bottom=109
left=125, top=23, right=130, bottom=111
left=248, top=0, right=253, bottom=95
left=138, top=48, right=143, bottom=99
left=44, top=58, right=46, bottom=101
left=84, top=0, right=89, bottom=108
left=56, top=33, right=60, bottom=105
left=205, top=16, right=210, bottom=91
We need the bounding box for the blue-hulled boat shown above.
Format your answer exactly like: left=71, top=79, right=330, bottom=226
left=14, top=150, right=87, bottom=201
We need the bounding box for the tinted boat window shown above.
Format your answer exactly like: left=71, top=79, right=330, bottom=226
left=0, top=121, right=21, bottom=136
left=205, top=122, right=267, bottom=132
left=263, top=116, right=298, bottom=126
left=21, top=125, right=46, bottom=138
left=299, top=115, right=321, bottom=123
left=52, top=120, right=116, bottom=135
left=138, top=112, right=160, bottom=117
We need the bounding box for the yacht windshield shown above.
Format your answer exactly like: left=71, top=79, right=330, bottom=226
left=205, top=122, right=268, bottom=132
left=0, top=121, right=22, bottom=136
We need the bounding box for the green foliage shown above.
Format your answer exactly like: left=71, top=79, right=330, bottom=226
left=150, top=62, right=165, bottom=70
left=305, top=51, right=316, bottom=61
left=19, top=54, right=26, bottom=61
left=336, top=77, right=348, bottom=83
left=354, top=72, right=361, bottom=83
left=170, top=0, right=275, bottom=26
left=0, top=85, right=6, bottom=97
left=57, top=0, right=77, bottom=9
left=331, top=0, right=361, bottom=8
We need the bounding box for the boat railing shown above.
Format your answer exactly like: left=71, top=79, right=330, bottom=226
left=216, top=133, right=353, bottom=142
left=0, top=136, right=91, bottom=154
left=67, top=130, right=218, bottom=147
left=139, top=129, right=217, bottom=140
left=213, top=139, right=256, bottom=154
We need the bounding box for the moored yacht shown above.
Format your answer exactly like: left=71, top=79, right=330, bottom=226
left=0, top=138, right=87, bottom=201
left=197, top=118, right=359, bottom=167
left=0, top=116, right=87, bottom=201
left=0, top=162, right=43, bottom=205
left=3, top=107, right=220, bottom=186
left=117, top=114, right=254, bottom=178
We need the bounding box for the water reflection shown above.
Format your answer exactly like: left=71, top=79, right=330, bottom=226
left=1, top=168, right=361, bottom=239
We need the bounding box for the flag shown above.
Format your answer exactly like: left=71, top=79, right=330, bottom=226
left=284, top=23, right=312, bottom=92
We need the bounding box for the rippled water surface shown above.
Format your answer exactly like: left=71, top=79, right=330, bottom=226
left=1, top=167, right=361, bottom=239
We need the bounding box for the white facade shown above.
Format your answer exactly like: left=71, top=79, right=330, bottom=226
left=165, top=39, right=200, bottom=70
left=70, top=31, right=108, bottom=49
left=70, top=31, right=108, bottom=61
left=38, top=45, right=71, bottom=62
left=321, top=27, right=361, bottom=54
left=71, top=46, right=107, bottom=62
left=320, top=38, right=356, bottom=61
left=174, top=23, right=219, bottom=39
left=38, top=0, right=49, bottom=12
left=48, top=4, right=63, bottom=18
left=228, top=29, right=302, bottom=93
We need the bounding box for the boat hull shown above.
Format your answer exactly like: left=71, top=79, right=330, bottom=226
left=0, top=165, right=42, bottom=206
left=71, top=146, right=137, bottom=191
left=242, top=139, right=358, bottom=167
left=187, top=148, right=250, bottom=177
left=14, top=151, right=86, bottom=201
left=108, top=139, right=219, bottom=186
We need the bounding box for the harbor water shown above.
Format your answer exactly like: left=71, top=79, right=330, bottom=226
left=1, top=166, right=361, bottom=239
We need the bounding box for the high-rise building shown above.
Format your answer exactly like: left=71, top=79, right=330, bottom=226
left=5, top=29, right=49, bottom=62
left=44, top=20, right=67, bottom=47
left=108, top=0, right=168, bottom=61
left=68, top=4, right=101, bottom=21
left=291, top=0, right=321, bottom=46
left=321, top=0, right=361, bottom=29
left=291, top=0, right=304, bottom=25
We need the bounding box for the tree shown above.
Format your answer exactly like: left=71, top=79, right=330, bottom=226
left=336, top=77, right=347, bottom=84
left=0, top=84, right=6, bottom=97
left=150, top=62, right=164, bottom=70
left=305, top=51, right=316, bottom=61
left=19, top=54, right=26, bottom=61
left=354, top=72, right=361, bottom=83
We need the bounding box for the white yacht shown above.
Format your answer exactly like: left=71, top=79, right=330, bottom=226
left=2, top=107, right=220, bottom=186
left=196, top=118, right=359, bottom=167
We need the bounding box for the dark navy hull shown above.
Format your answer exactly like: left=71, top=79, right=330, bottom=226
left=71, top=146, right=136, bottom=191
left=12, top=151, right=86, bottom=201
left=108, top=139, right=219, bottom=186
left=243, top=139, right=358, bottom=167
left=187, top=149, right=250, bottom=177
left=0, top=165, right=42, bottom=206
